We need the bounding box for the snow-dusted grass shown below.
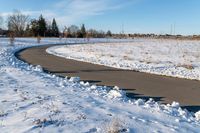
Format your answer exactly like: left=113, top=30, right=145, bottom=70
left=47, top=39, right=200, bottom=80
left=0, top=38, right=200, bottom=132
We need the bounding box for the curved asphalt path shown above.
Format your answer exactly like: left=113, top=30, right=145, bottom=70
left=16, top=44, right=200, bottom=112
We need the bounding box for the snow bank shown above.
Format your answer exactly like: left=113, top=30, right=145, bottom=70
left=0, top=38, right=200, bottom=132
left=47, top=39, right=200, bottom=80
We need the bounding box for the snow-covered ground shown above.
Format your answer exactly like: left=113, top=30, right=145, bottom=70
left=47, top=39, right=200, bottom=80
left=1, top=38, right=200, bottom=132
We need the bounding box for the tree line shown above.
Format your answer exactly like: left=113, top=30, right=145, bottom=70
left=0, top=11, right=112, bottom=38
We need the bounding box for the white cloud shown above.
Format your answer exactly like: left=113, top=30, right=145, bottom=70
left=52, top=0, right=126, bottom=26
left=55, top=0, right=122, bottom=15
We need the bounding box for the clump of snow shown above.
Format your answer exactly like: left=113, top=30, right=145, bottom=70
left=113, top=86, right=120, bottom=90
left=0, top=38, right=200, bottom=132
left=195, top=111, right=200, bottom=121
left=47, top=39, right=200, bottom=80
left=135, top=99, right=145, bottom=106
left=108, top=90, right=123, bottom=98
left=171, top=102, right=180, bottom=109
left=33, top=65, right=43, bottom=72
left=90, top=84, right=97, bottom=90
left=108, top=86, right=124, bottom=99
left=69, top=77, right=80, bottom=82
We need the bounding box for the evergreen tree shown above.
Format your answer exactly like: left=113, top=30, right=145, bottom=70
left=46, top=24, right=52, bottom=37
left=38, top=15, right=47, bottom=37
left=80, top=24, right=86, bottom=38
left=106, top=30, right=112, bottom=37
left=30, top=19, right=39, bottom=37
left=52, top=18, right=59, bottom=37
left=77, top=30, right=83, bottom=38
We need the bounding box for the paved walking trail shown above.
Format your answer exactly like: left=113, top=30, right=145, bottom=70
left=16, top=44, right=200, bottom=112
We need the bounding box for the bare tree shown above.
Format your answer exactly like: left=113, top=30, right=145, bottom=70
left=63, top=26, right=67, bottom=38
left=68, top=25, right=79, bottom=37
left=0, top=15, right=3, bottom=29
left=7, top=10, right=29, bottom=37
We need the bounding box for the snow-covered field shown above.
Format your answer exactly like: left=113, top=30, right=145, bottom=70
left=1, top=38, right=200, bottom=132
left=47, top=39, right=200, bottom=80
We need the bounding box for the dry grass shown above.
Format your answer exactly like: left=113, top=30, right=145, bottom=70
left=123, top=56, right=132, bottom=61
left=37, top=36, right=41, bottom=43
left=177, top=64, right=194, bottom=70
left=34, top=118, right=48, bottom=125
left=107, top=54, right=115, bottom=58
left=0, top=110, right=7, bottom=117
left=9, top=36, right=15, bottom=45
left=105, top=118, right=127, bottom=133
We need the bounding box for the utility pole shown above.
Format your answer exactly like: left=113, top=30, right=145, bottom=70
left=170, top=24, right=173, bottom=35
left=173, top=23, right=176, bottom=35
left=122, top=23, right=124, bottom=34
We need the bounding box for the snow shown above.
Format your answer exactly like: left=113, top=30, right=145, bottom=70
left=195, top=111, right=200, bottom=121
left=47, top=39, right=200, bottom=80
left=0, top=38, right=200, bottom=132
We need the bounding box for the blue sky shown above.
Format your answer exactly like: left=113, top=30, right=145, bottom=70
left=0, top=0, right=200, bottom=35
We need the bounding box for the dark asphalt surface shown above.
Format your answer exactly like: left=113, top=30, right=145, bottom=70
left=16, top=44, right=200, bottom=112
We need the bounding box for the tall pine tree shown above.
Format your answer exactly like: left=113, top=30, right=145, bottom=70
left=52, top=18, right=59, bottom=37
left=30, top=19, right=39, bottom=37
left=38, top=15, right=47, bottom=37
left=81, top=24, right=86, bottom=38
left=106, top=30, right=112, bottom=37
left=46, top=24, right=52, bottom=37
